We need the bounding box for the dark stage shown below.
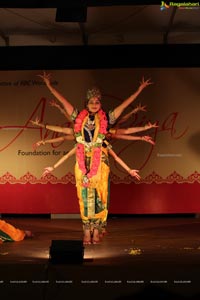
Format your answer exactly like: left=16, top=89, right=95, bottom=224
left=0, top=215, right=200, bottom=299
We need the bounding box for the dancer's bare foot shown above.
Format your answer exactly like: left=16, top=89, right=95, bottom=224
left=92, top=228, right=100, bottom=244
left=83, top=229, right=91, bottom=245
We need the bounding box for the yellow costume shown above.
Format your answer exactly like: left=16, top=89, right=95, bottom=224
left=71, top=106, right=115, bottom=233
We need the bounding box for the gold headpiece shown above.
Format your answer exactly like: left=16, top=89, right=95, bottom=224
left=86, top=87, right=101, bottom=101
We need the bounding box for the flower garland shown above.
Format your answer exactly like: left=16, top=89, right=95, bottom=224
left=74, top=109, right=108, bottom=186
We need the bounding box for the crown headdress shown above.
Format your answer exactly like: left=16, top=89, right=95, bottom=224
left=86, top=87, right=101, bottom=101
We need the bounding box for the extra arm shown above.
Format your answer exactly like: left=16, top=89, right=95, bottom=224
left=110, top=134, right=155, bottom=145
left=113, top=77, right=153, bottom=120
left=42, top=147, right=76, bottom=177
left=32, top=135, right=75, bottom=150
left=115, top=103, right=147, bottom=126
left=30, top=117, right=73, bottom=134
left=108, top=148, right=141, bottom=180
left=38, top=71, right=74, bottom=116
left=49, top=99, right=72, bottom=123
left=115, top=122, right=158, bottom=135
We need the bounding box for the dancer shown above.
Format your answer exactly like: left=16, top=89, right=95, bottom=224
left=38, top=71, right=153, bottom=244
left=31, top=116, right=157, bottom=238
left=0, top=219, right=33, bottom=243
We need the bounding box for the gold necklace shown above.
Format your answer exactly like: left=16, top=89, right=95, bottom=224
left=87, top=116, right=95, bottom=130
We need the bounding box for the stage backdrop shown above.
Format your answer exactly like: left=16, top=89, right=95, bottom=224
left=0, top=68, right=200, bottom=214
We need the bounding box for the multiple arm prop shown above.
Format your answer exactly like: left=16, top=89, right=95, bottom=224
left=113, top=77, right=153, bottom=120
left=37, top=71, right=157, bottom=181
left=38, top=72, right=74, bottom=116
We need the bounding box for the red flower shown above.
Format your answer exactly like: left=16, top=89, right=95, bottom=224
left=74, top=109, right=108, bottom=185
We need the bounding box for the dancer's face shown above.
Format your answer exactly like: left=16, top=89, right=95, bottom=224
left=87, top=97, right=101, bottom=114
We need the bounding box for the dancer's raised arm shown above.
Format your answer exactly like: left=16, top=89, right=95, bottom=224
left=38, top=71, right=74, bottom=116
left=113, top=77, right=153, bottom=120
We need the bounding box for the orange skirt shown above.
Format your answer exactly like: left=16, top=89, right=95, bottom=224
left=0, top=220, right=25, bottom=242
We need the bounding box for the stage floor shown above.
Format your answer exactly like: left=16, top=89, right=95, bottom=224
left=0, top=215, right=200, bottom=299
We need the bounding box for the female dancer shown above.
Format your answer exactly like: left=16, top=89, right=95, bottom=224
left=0, top=219, right=32, bottom=243
left=38, top=72, right=153, bottom=244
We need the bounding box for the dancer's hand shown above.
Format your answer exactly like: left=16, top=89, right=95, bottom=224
left=49, top=99, right=60, bottom=108
left=145, top=121, right=158, bottom=130
left=134, top=103, right=147, bottom=113
left=138, top=76, right=153, bottom=91
left=141, top=135, right=155, bottom=145
left=49, top=99, right=69, bottom=118
left=37, top=71, right=51, bottom=86
left=32, top=140, right=45, bottom=150
left=42, top=166, right=54, bottom=177
left=129, top=169, right=141, bottom=180
left=29, top=117, right=42, bottom=127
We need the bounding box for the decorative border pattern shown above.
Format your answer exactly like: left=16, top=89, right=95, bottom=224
left=110, top=171, right=200, bottom=184
left=0, top=171, right=200, bottom=184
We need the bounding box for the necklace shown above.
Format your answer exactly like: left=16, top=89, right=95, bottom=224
left=86, top=116, right=95, bottom=131
left=74, top=109, right=108, bottom=187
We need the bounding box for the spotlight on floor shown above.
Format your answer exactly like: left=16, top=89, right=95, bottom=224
left=49, top=240, right=84, bottom=264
